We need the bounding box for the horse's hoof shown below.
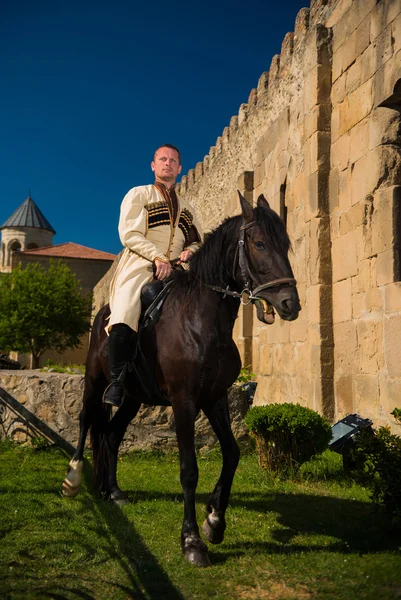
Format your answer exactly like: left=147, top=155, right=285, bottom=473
left=61, top=459, right=83, bottom=498
left=110, top=489, right=129, bottom=506
left=182, top=536, right=211, bottom=567
left=184, top=548, right=212, bottom=567
left=202, top=517, right=225, bottom=545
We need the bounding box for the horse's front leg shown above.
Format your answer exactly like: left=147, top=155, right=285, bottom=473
left=62, top=375, right=105, bottom=498
left=174, top=404, right=211, bottom=567
left=202, top=394, right=240, bottom=545
left=103, top=394, right=141, bottom=505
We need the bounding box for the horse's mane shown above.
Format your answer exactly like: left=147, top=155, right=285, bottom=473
left=172, top=204, right=291, bottom=296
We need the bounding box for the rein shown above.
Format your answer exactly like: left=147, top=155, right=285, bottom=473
left=207, top=219, right=296, bottom=305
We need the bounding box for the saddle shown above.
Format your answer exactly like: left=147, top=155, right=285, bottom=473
left=127, top=278, right=174, bottom=406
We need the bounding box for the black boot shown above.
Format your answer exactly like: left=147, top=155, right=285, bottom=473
left=103, top=323, right=137, bottom=407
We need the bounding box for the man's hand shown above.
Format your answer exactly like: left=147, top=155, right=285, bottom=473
left=154, top=258, right=172, bottom=280
left=178, top=249, right=193, bottom=263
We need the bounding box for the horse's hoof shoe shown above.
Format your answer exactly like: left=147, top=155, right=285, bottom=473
left=202, top=518, right=225, bottom=545
left=184, top=549, right=212, bottom=567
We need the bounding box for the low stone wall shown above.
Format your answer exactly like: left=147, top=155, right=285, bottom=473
left=0, top=370, right=250, bottom=452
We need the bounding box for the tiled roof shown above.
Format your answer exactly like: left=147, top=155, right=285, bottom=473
left=18, top=242, right=117, bottom=261
left=1, top=195, right=56, bottom=233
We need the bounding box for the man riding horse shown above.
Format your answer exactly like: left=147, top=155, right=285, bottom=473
left=104, top=144, right=202, bottom=407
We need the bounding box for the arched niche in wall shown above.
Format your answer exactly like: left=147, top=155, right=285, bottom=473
left=1, top=242, right=5, bottom=267
left=9, top=240, right=21, bottom=253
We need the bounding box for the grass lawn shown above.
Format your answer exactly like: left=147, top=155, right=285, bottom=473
left=1, top=440, right=400, bottom=600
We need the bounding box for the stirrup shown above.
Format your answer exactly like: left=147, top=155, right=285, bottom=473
left=102, top=380, right=125, bottom=407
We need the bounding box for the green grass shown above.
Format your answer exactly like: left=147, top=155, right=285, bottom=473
left=1, top=440, right=400, bottom=600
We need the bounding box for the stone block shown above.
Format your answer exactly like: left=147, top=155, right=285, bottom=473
left=332, top=230, right=359, bottom=282
left=384, top=282, right=401, bottom=312
left=333, top=278, right=352, bottom=323
left=345, top=0, right=376, bottom=35
left=350, top=154, right=375, bottom=206
left=334, top=320, right=358, bottom=372
left=357, top=319, right=384, bottom=372
left=392, top=11, right=401, bottom=54
left=332, top=47, right=343, bottom=83
left=332, top=73, right=346, bottom=105
left=374, top=49, right=401, bottom=107
left=370, top=0, right=385, bottom=42
left=331, top=132, right=350, bottom=171
left=335, top=374, right=355, bottom=416
left=354, top=375, right=380, bottom=421
left=350, top=119, right=370, bottom=165
left=338, top=168, right=352, bottom=211
left=345, top=58, right=362, bottom=94
left=339, top=201, right=365, bottom=235
left=386, top=0, right=401, bottom=26
left=352, top=258, right=373, bottom=294
left=361, top=44, right=377, bottom=83
left=326, top=0, right=353, bottom=31
left=365, top=287, right=384, bottom=312
left=355, top=15, right=371, bottom=57
left=352, top=292, right=364, bottom=318
left=384, top=313, right=401, bottom=377
left=375, top=24, right=394, bottom=68
left=338, top=78, right=374, bottom=136
left=289, top=316, right=308, bottom=342
left=371, top=186, right=397, bottom=255
left=342, top=29, right=357, bottom=74
left=376, top=249, right=398, bottom=286
left=306, top=284, right=332, bottom=325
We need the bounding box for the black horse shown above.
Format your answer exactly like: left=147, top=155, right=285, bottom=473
left=62, top=193, right=300, bottom=567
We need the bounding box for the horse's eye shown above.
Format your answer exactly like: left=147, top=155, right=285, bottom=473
left=254, top=241, right=265, bottom=250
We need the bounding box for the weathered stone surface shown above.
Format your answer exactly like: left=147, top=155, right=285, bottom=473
left=0, top=372, right=250, bottom=452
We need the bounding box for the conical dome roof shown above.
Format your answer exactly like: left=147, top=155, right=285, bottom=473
left=0, top=195, right=56, bottom=234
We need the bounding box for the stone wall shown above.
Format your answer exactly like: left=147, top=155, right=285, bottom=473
left=177, top=0, right=401, bottom=430
left=91, top=0, right=401, bottom=431
left=0, top=371, right=250, bottom=452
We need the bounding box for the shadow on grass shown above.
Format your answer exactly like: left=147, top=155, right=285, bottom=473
left=119, top=487, right=398, bottom=557
left=3, top=457, right=185, bottom=600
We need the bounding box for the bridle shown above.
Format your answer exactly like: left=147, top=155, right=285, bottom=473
left=207, top=220, right=296, bottom=306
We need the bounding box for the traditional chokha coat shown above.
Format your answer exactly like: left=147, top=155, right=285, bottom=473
left=108, top=183, right=202, bottom=332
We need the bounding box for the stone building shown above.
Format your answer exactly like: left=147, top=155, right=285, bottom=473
left=0, top=194, right=55, bottom=272
left=1, top=195, right=116, bottom=366
left=175, top=0, right=401, bottom=430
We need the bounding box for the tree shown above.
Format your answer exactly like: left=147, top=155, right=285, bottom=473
left=0, top=261, right=92, bottom=368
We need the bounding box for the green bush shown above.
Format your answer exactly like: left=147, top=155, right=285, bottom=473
left=244, top=403, right=332, bottom=474
left=391, top=407, right=401, bottom=424
left=235, top=365, right=256, bottom=384
left=351, top=426, right=401, bottom=527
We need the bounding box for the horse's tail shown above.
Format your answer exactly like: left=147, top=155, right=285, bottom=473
left=90, top=401, right=112, bottom=494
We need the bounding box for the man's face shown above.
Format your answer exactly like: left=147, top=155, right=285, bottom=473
left=151, top=147, right=182, bottom=185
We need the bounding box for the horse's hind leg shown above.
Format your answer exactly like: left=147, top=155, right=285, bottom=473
left=62, top=375, right=106, bottom=498
left=202, top=394, right=240, bottom=545
left=174, top=403, right=211, bottom=567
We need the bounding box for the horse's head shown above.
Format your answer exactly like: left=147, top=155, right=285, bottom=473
left=237, top=192, right=301, bottom=324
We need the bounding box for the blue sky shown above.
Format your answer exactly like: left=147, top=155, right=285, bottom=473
left=1, top=0, right=308, bottom=255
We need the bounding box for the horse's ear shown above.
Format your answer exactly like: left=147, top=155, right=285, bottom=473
left=257, top=194, right=270, bottom=210
left=238, top=191, right=254, bottom=223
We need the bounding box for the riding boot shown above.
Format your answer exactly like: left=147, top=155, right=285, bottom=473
left=103, top=323, right=137, bottom=407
